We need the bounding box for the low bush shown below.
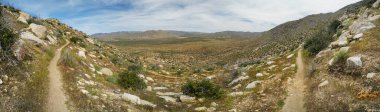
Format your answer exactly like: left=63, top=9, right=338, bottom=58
left=304, top=20, right=341, bottom=56
left=118, top=71, right=147, bottom=90
left=59, top=49, right=78, bottom=67
left=333, top=51, right=349, bottom=64
left=0, top=23, right=17, bottom=51
left=69, top=36, right=82, bottom=44
left=128, top=64, right=144, bottom=74
left=181, top=79, right=225, bottom=99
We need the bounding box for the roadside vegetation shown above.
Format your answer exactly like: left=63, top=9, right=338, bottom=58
left=182, top=79, right=225, bottom=99
left=303, top=20, right=341, bottom=56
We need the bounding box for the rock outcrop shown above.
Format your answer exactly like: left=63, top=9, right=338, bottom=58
left=100, top=68, right=113, bottom=76
left=121, top=93, right=156, bottom=108
left=19, top=31, right=46, bottom=45
left=347, top=56, right=363, bottom=68
left=17, top=12, right=30, bottom=24
left=29, top=23, right=47, bottom=38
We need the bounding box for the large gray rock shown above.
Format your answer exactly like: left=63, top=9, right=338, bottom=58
left=156, top=92, right=182, bottom=96
left=121, top=93, right=156, bottom=107
left=347, top=56, right=363, bottom=68
left=353, top=33, right=363, bottom=40
left=228, top=92, right=250, bottom=97
left=77, top=50, right=86, bottom=59
left=180, top=95, right=196, bottom=103
left=318, top=80, right=329, bottom=87
left=100, top=68, right=113, bottom=76
left=17, top=12, right=30, bottom=24
left=373, top=0, right=380, bottom=8
left=85, top=38, right=95, bottom=44
left=11, top=39, right=25, bottom=61
left=350, top=20, right=376, bottom=35
left=367, top=73, right=377, bottom=78
left=228, top=75, right=249, bottom=86
left=20, top=31, right=46, bottom=45
left=245, top=81, right=261, bottom=89
left=46, top=35, right=57, bottom=44
left=331, top=34, right=349, bottom=48
left=159, top=96, right=177, bottom=103
left=29, top=23, right=47, bottom=38
left=194, top=107, right=207, bottom=111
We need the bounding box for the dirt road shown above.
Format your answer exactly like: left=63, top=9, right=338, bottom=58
left=281, top=49, right=306, bottom=112
left=46, top=40, right=70, bottom=112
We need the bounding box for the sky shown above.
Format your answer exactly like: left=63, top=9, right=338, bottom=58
left=3, top=0, right=361, bottom=34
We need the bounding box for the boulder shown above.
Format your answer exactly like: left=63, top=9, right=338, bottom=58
left=153, top=87, right=168, bottom=90
left=85, top=38, right=95, bottom=44
left=268, top=65, right=277, bottom=69
left=207, top=107, right=216, bottom=112
left=245, top=81, right=261, bottom=89
left=159, top=96, right=177, bottom=103
left=350, top=20, right=376, bottom=35
left=369, top=15, right=380, bottom=21
left=256, top=73, right=264, bottom=77
left=373, top=0, right=380, bottom=8
left=195, top=107, right=207, bottom=111
left=266, top=61, right=274, bottom=65
left=228, top=75, right=249, bottom=86
left=46, top=35, right=57, bottom=44
left=211, top=102, right=218, bottom=107
left=347, top=56, right=363, bottom=68
left=78, top=50, right=86, bottom=59
left=287, top=54, right=294, bottom=59
left=100, top=68, right=113, bottom=76
left=318, top=80, right=329, bottom=87
left=29, top=23, right=47, bottom=38
left=180, top=95, right=196, bottom=103
left=367, top=73, right=377, bottom=78
left=121, top=93, right=156, bottom=107
left=339, top=47, right=350, bottom=53
left=328, top=58, right=335, bottom=66
left=0, top=79, right=3, bottom=85
left=331, top=39, right=348, bottom=48
left=17, top=12, right=30, bottom=24
left=146, top=77, right=154, bottom=82
left=353, top=33, right=363, bottom=40
left=156, top=92, right=182, bottom=96
left=80, top=89, right=89, bottom=95
left=11, top=39, right=26, bottom=61
left=232, top=84, right=242, bottom=90
left=146, top=86, right=152, bottom=91
left=228, top=92, right=250, bottom=97
left=20, top=31, right=46, bottom=45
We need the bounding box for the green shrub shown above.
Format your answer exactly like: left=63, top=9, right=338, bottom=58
left=59, top=49, right=78, bottom=66
left=333, top=51, right=349, bottom=64
left=118, top=71, right=147, bottom=90
left=0, top=24, right=17, bottom=51
left=128, top=64, right=144, bottom=74
left=106, top=75, right=118, bottom=84
left=181, top=80, right=225, bottom=99
left=304, top=20, right=341, bottom=56
left=69, top=36, right=82, bottom=44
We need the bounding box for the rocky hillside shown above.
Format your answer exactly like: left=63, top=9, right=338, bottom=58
left=0, top=0, right=379, bottom=112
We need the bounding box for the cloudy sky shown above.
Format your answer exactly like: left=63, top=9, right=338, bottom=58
left=4, top=0, right=361, bottom=34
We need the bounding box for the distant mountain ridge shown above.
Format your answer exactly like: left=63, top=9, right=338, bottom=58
left=91, top=30, right=261, bottom=41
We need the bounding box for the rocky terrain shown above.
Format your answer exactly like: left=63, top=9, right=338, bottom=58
left=0, top=0, right=379, bottom=112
